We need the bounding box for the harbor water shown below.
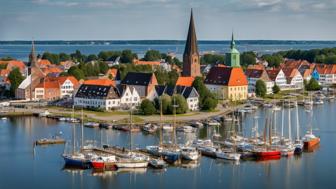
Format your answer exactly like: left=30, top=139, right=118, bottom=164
left=0, top=101, right=335, bottom=189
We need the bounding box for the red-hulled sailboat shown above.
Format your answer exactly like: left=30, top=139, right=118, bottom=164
left=302, top=107, right=320, bottom=149
left=253, top=112, right=281, bottom=158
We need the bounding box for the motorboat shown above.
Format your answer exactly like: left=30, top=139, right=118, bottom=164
left=91, top=155, right=117, bottom=170
left=215, top=149, right=241, bottom=161
left=149, top=159, right=167, bottom=169
left=176, top=126, right=195, bottom=133
left=39, top=110, right=51, bottom=117
left=84, top=122, right=99, bottom=128
left=180, top=146, right=200, bottom=161
left=142, top=123, right=158, bottom=134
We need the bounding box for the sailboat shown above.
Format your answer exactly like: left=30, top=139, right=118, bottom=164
left=294, top=102, right=303, bottom=154
left=279, top=103, right=295, bottom=156
left=116, top=106, right=149, bottom=169
left=302, top=107, right=320, bottom=149
left=62, top=107, right=91, bottom=169
left=253, top=110, right=281, bottom=159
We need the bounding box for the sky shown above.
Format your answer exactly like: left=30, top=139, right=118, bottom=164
left=0, top=0, right=336, bottom=40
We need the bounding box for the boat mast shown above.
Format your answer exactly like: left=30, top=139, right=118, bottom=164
left=281, top=100, right=284, bottom=138
left=253, top=116, right=259, bottom=139
left=72, top=105, right=76, bottom=154
left=81, top=108, right=84, bottom=149
left=159, top=96, right=163, bottom=147
left=288, top=100, right=292, bottom=141
left=172, top=94, right=178, bottom=148
left=129, top=106, right=133, bottom=151
left=295, top=102, right=300, bottom=141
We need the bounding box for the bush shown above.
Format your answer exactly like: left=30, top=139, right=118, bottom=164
left=272, top=84, right=280, bottom=94
left=140, top=99, right=156, bottom=115
left=305, top=78, right=321, bottom=91
left=255, top=80, right=267, bottom=97
left=171, top=94, right=188, bottom=114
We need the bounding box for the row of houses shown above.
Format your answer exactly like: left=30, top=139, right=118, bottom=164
left=245, top=60, right=336, bottom=96
left=73, top=72, right=200, bottom=111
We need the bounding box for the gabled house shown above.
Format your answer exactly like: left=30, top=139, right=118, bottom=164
left=155, top=85, right=200, bottom=111
left=266, top=68, right=287, bottom=90
left=116, top=85, right=141, bottom=109
left=34, top=80, right=60, bottom=101
left=121, top=72, right=158, bottom=99
left=74, top=84, right=121, bottom=110
left=245, top=68, right=274, bottom=95
left=282, top=67, right=304, bottom=89
left=316, top=64, right=336, bottom=86
left=205, top=66, right=248, bottom=101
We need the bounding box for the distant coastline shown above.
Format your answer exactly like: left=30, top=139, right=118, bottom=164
left=1, top=40, right=336, bottom=46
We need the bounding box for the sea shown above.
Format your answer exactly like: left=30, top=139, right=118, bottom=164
left=1, top=40, right=336, bottom=61
left=0, top=103, right=336, bottom=189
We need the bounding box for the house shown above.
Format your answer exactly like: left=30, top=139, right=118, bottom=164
left=0, top=69, right=11, bottom=90
left=60, top=60, right=75, bottom=71
left=316, top=64, right=336, bottom=86
left=48, top=76, right=79, bottom=98
left=121, top=72, right=158, bottom=99
left=155, top=85, right=200, bottom=111
left=0, top=60, right=26, bottom=76
left=38, top=59, right=52, bottom=69
left=205, top=66, right=248, bottom=101
left=105, top=68, right=121, bottom=84
left=74, top=84, right=121, bottom=110
left=266, top=68, right=288, bottom=90
left=245, top=68, right=274, bottom=95
left=176, top=76, right=195, bottom=87
left=116, top=85, right=141, bottom=109
left=34, top=80, right=60, bottom=101
left=282, top=67, right=304, bottom=89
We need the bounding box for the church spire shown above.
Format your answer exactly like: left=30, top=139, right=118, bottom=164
left=184, top=8, right=198, bottom=56
left=230, top=32, right=236, bottom=49
left=29, top=40, right=37, bottom=67
left=182, top=9, right=201, bottom=77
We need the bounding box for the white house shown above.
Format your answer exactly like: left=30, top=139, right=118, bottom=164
left=266, top=68, right=288, bottom=90
left=283, top=68, right=304, bottom=90
left=74, top=84, right=121, bottom=110
left=117, top=85, right=141, bottom=109
left=245, top=68, right=274, bottom=95
left=55, top=76, right=79, bottom=98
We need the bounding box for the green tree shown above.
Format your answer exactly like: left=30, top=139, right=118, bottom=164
left=87, top=54, right=98, bottom=62
left=305, top=78, right=321, bottom=91
left=272, top=84, right=280, bottom=94
left=98, top=61, right=109, bottom=74
left=255, top=80, right=267, bottom=97
left=71, top=50, right=86, bottom=63
left=192, top=77, right=217, bottom=110
left=140, top=99, right=156, bottom=115
left=59, top=53, right=71, bottom=62
left=120, top=49, right=137, bottom=63
left=68, top=66, right=85, bottom=80
left=262, top=54, right=283, bottom=68
left=202, top=97, right=218, bottom=110
left=143, top=50, right=162, bottom=61
left=171, top=94, right=188, bottom=114
left=8, top=68, right=24, bottom=97
left=240, top=51, right=256, bottom=67
left=201, top=54, right=225, bottom=65
left=42, top=52, right=60, bottom=64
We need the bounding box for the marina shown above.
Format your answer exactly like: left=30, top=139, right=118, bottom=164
left=1, top=99, right=335, bottom=188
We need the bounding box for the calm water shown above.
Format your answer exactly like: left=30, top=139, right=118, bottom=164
left=0, top=101, right=335, bottom=189
left=1, top=40, right=336, bottom=61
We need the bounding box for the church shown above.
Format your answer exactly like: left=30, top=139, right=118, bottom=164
left=204, top=34, right=248, bottom=101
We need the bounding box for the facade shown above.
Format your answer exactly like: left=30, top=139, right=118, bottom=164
left=117, top=85, right=141, bottom=109
left=316, top=64, right=336, bottom=86
left=283, top=68, right=304, bottom=90
left=182, top=9, right=201, bottom=77
left=205, top=66, right=248, bottom=101
left=266, top=68, right=287, bottom=90
left=245, top=68, right=274, bottom=95
left=155, top=85, right=200, bottom=111
left=34, top=81, right=60, bottom=101
left=121, top=72, right=158, bottom=98
left=74, top=84, right=121, bottom=110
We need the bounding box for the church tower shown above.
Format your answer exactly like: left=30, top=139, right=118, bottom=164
left=226, top=33, right=241, bottom=67
left=182, top=9, right=201, bottom=77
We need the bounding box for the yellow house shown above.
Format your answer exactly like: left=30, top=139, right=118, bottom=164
left=205, top=66, right=248, bottom=101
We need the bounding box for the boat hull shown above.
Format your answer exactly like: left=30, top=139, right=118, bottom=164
left=63, top=155, right=91, bottom=169
left=304, top=137, right=320, bottom=149
left=254, top=151, right=281, bottom=158
left=115, top=161, right=148, bottom=168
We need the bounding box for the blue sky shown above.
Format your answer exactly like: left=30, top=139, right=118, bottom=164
left=0, top=0, right=335, bottom=40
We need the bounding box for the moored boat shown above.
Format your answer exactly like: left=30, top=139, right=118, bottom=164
left=84, top=122, right=100, bottom=128
left=215, top=149, right=241, bottom=161
left=181, top=146, right=200, bottom=161
left=142, top=123, right=158, bottom=134
left=91, top=155, right=117, bottom=170
left=149, top=159, right=167, bottom=169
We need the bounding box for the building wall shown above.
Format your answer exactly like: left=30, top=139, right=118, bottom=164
left=248, top=78, right=274, bottom=95
left=60, top=79, right=75, bottom=98
left=275, top=70, right=288, bottom=90
left=187, top=97, right=199, bottom=111
left=120, top=87, right=141, bottom=108
left=228, top=86, right=248, bottom=101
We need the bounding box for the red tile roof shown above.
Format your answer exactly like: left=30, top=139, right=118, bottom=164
left=39, top=59, right=52, bottom=66
left=205, top=66, right=248, bottom=86
left=133, top=59, right=160, bottom=66
left=36, top=81, right=60, bottom=89
left=176, top=76, right=195, bottom=87
left=266, top=68, right=282, bottom=81
left=84, top=79, right=115, bottom=86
